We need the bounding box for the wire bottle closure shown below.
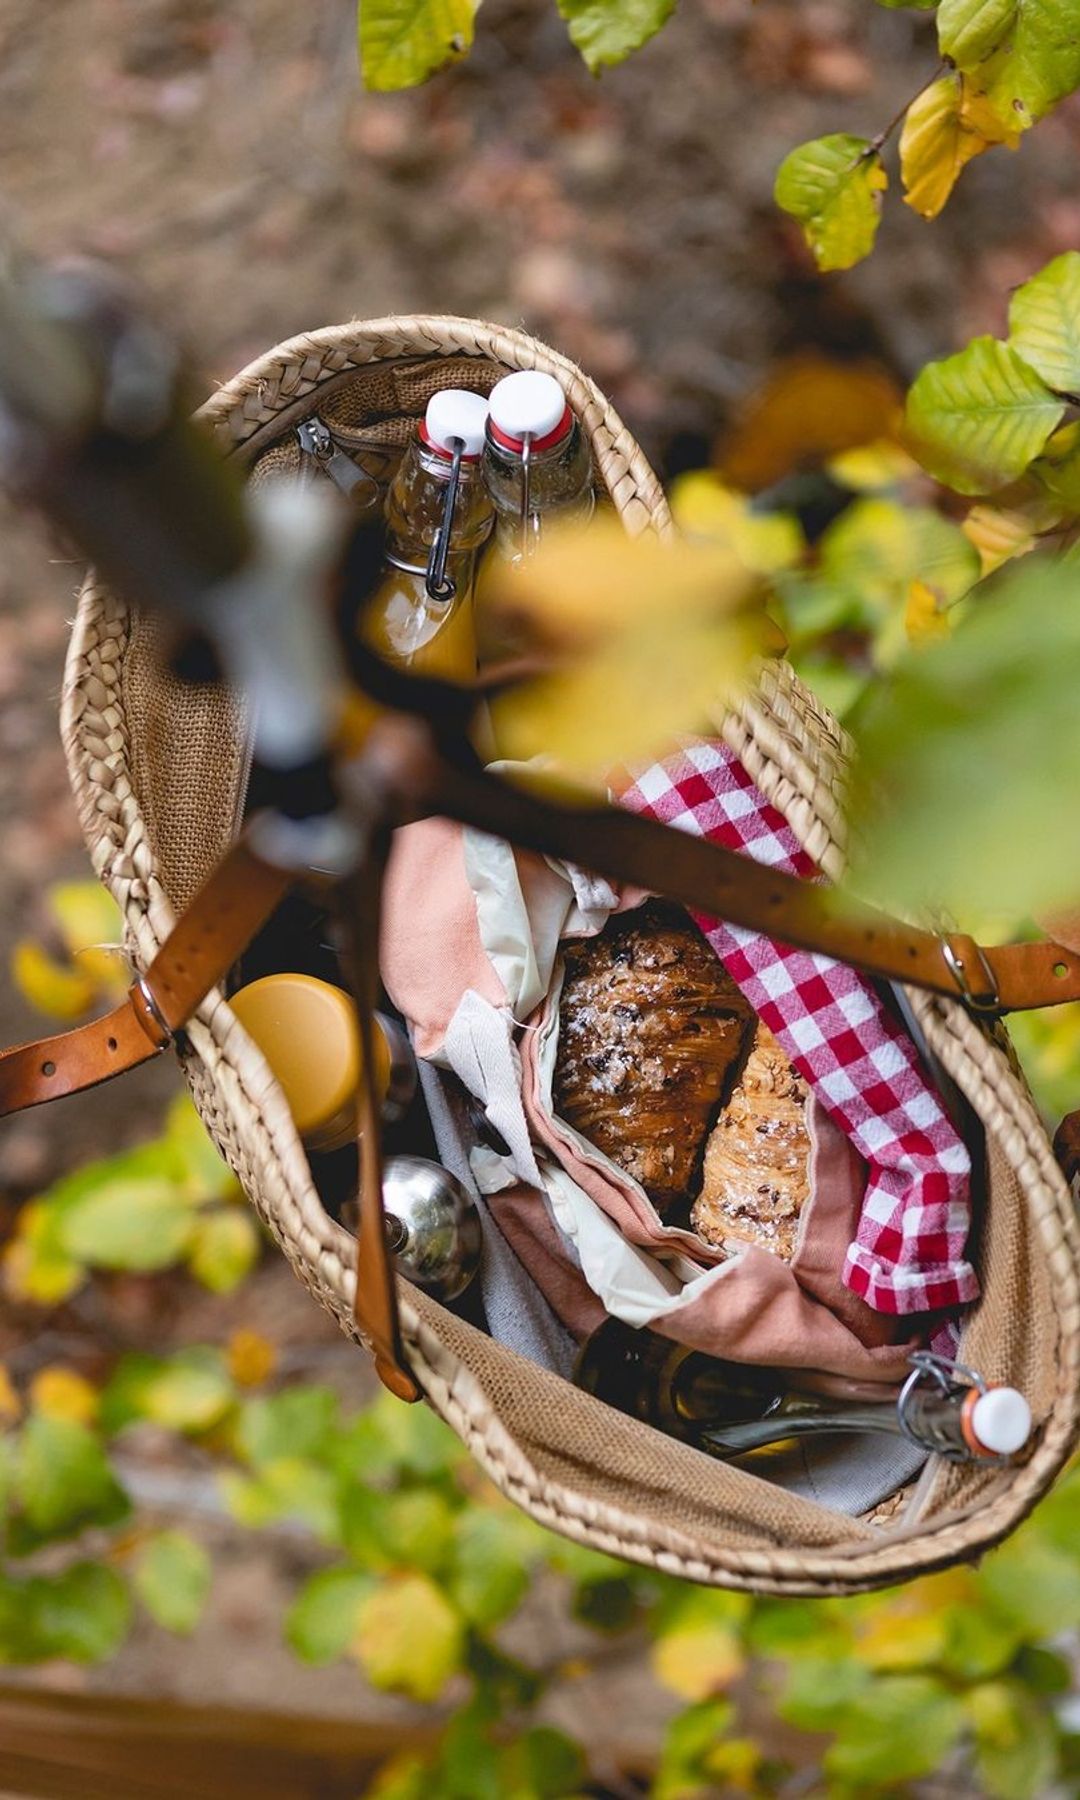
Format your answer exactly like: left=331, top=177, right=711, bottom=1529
left=425, top=435, right=465, bottom=604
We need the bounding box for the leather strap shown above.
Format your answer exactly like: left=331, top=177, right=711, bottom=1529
left=0, top=838, right=291, bottom=1117
left=390, top=744, right=1080, bottom=1015
left=335, top=846, right=419, bottom=1402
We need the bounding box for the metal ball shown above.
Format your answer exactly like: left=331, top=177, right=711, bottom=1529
left=382, top=1155, right=482, bottom=1302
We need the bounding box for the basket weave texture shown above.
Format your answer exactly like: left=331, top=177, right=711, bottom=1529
left=60, top=315, right=1080, bottom=1595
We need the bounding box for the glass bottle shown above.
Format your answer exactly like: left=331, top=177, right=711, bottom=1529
left=575, top=1321, right=1031, bottom=1465
left=362, top=389, right=494, bottom=681
left=481, top=370, right=594, bottom=566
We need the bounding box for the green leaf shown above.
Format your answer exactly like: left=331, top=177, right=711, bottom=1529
left=940, top=1602, right=1022, bottom=1681
left=824, top=1674, right=966, bottom=1786
left=59, top=1175, right=195, bottom=1273
left=165, top=1095, right=238, bottom=1204
left=774, top=135, right=887, bottom=273
left=820, top=497, right=981, bottom=616
left=779, top=1654, right=871, bottom=1734
left=1009, top=252, right=1080, bottom=394
left=330, top=1389, right=464, bottom=1483
left=353, top=1573, right=464, bottom=1701
left=436, top=1698, right=503, bottom=1800
left=654, top=1698, right=737, bottom=1800
left=220, top=1460, right=341, bottom=1543
left=378, top=1488, right=458, bottom=1573
left=500, top=1727, right=587, bottom=1799
left=849, top=559, right=1080, bottom=916
left=187, top=1209, right=259, bottom=1294
left=556, top=0, right=676, bottom=72
left=102, top=1348, right=235, bottom=1436
left=15, top=1414, right=129, bottom=1540
left=285, top=1567, right=373, bottom=1664
left=937, top=0, right=1015, bottom=64
left=906, top=337, right=1065, bottom=494
left=967, top=1679, right=1061, bottom=1800
left=964, top=0, right=1080, bottom=131
left=0, top=1563, right=133, bottom=1664
left=359, top=0, right=480, bottom=91
left=133, top=1531, right=211, bottom=1634
left=450, top=1509, right=535, bottom=1627
left=978, top=1533, right=1080, bottom=1637
left=234, top=1387, right=339, bottom=1467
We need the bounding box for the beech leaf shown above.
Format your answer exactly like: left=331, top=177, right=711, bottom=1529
left=774, top=135, right=887, bottom=273
left=557, top=0, right=676, bottom=71
left=1008, top=252, right=1080, bottom=394
left=359, top=0, right=481, bottom=91
left=905, top=337, right=1065, bottom=494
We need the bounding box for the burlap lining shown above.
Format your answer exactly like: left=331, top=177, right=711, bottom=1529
left=62, top=317, right=1080, bottom=1593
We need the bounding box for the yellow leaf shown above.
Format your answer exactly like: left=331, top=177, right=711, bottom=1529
left=905, top=579, right=951, bottom=644
left=703, top=1736, right=762, bottom=1792
left=858, top=1608, right=949, bottom=1671
left=669, top=472, right=804, bottom=573
left=30, top=1366, right=99, bottom=1427
left=900, top=75, right=1019, bottom=221
left=960, top=82, right=1022, bottom=150
left=3, top=1202, right=83, bottom=1306
left=353, top=1574, right=464, bottom=1701
left=485, top=517, right=761, bottom=776
left=227, top=1328, right=277, bottom=1389
left=962, top=504, right=1037, bottom=574
left=827, top=439, right=920, bottom=491
left=721, top=353, right=903, bottom=491
left=652, top=1624, right=745, bottom=1701
left=11, top=940, right=97, bottom=1021
left=47, top=882, right=124, bottom=962
left=0, top=1365, right=22, bottom=1426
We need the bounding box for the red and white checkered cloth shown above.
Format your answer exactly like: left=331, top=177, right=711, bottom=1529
left=614, top=739, right=976, bottom=1324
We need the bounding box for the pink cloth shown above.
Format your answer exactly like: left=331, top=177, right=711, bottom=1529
left=518, top=999, right=916, bottom=1388
left=380, top=814, right=927, bottom=1388
left=614, top=741, right=976, bottom=1324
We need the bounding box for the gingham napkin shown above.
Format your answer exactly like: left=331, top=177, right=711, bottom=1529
left=614, top=739, right=976, bottom=1321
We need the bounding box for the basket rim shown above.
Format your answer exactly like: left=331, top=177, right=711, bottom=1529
left=58, top=316, right=1080, bottom=1594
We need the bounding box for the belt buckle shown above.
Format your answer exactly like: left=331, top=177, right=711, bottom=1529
left=940, top=936, right=1000, bottom=1015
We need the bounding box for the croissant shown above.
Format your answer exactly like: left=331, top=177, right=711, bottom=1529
left=553, top=902, right=754, bottom=1212
left=692, top=1024, right=811, bottom=1260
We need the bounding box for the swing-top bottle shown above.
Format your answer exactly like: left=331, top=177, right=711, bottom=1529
left=482, top=370, right=594, bottom=566
left=362, top=389, right=494, bottom=681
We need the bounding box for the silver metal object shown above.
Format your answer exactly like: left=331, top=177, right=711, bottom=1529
left=380, top=1155, right=482, bottom=1302
left=425, top=436, right=464, bottom=603
left=941, top=935, right=1000, bottom=1014
left=374, top=1012, right=418, bottom=1124
left=296, top=416, right=379, bottom=507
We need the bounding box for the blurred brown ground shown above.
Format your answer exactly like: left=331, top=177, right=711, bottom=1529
left=0, top=0, right=1078, bottom=1747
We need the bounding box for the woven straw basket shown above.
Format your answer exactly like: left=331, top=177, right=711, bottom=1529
left=60, top=316, right=1080, bottom=1596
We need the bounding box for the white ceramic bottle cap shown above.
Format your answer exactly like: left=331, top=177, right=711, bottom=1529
left=970, top=1387, right=1032, bottom=1456
left=424, top=389, right=489, bottom=458
left=488, top=370, right=568, bottom=444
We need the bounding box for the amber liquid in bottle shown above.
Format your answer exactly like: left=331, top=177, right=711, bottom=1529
left=361, top=391, right=494, bottom=683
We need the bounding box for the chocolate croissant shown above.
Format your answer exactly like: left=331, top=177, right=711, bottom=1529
left=553, top=902, right=754, bottom=1212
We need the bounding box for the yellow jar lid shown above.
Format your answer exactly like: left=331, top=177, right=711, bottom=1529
left=229, top=974, right=387, bottom=1145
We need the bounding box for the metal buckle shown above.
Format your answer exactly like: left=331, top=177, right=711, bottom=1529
left=940, top=936, right=1000, bottom=1015
left=130, top=976, right=172, bottom=1051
